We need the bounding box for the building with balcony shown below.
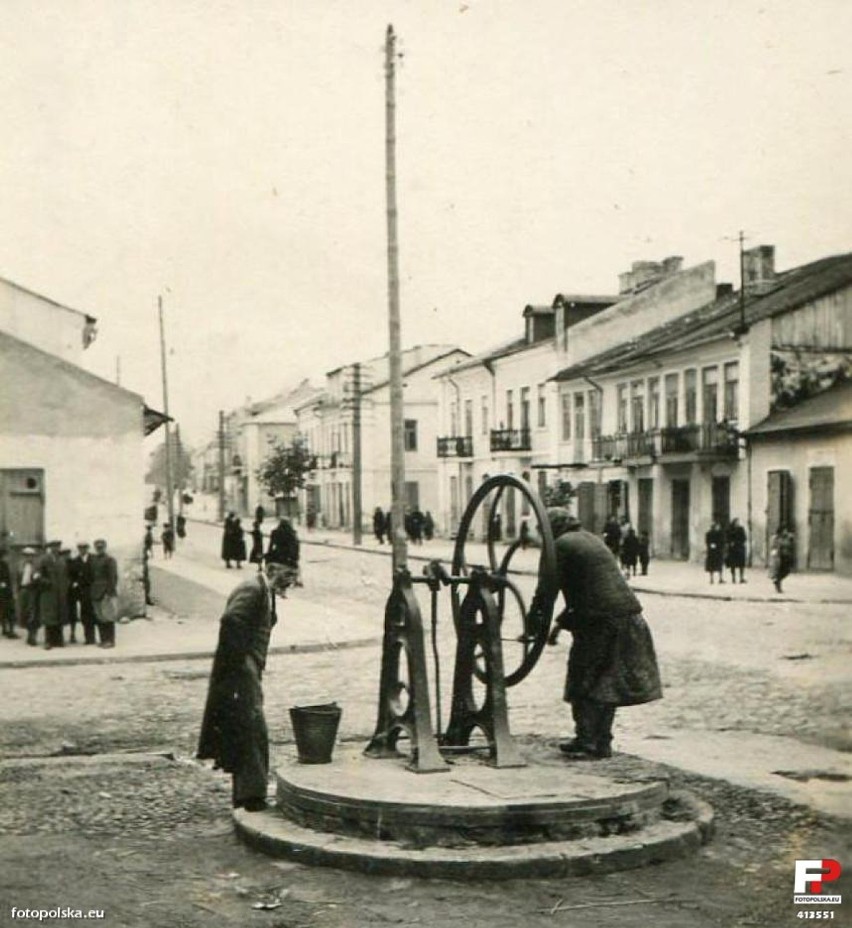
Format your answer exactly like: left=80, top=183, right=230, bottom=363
left=433, top=255, right=707, bottom=538
left=552, top=247, right=852, bottom=572
left=296, top=345, right=469, bottom=531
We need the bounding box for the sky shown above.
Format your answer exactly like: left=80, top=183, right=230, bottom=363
left=1, top=0, right=850, bottom=445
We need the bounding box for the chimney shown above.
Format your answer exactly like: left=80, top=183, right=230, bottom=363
left=618, top=256, right=683, bottom=295
left=743, top=245, right=776, bottom=294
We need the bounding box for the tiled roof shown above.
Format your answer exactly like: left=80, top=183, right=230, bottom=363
left=442, top=336, right=535, bottom=375
left=745, top=380, right=852, bottom=437
left=552, top=251, right=852, bottom=383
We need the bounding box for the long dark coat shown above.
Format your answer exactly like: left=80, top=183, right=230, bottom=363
left=267, top=521, right=299, bottom=568
left=249, top=525, right=264, bottom=564
left=620, top=529, right=640, bottom=569
left=0, top=558, right=15, bottom=626
left=725, top=524, right=747, bottom=569
left=35, top=551, right=67, bottom=628
left=704, top=527, right=725, bottom=573
left=541, top=529, right=662, bottom=707
left=198, top=574, right=276, bottom=803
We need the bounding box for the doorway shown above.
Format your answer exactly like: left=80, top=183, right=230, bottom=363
left=711, top=476, right=730, bottom=527
left=638, top=478, right=653, bottom=540
left=0, top=469, right=45, bottom=548
left=808, top=467, right=834, bottom=570
left=671, top=479, right=690, bottom=559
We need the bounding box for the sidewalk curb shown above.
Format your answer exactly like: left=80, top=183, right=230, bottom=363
left=188, top=516, right=852, bottom=605
left=0, top=636, right=381, bottom=672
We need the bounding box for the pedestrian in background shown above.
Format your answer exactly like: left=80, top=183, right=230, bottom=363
left=638, top=531, right=651, bottom=576
left=540, top=509, right=662, bottom=759
left=69, top=542, right=97, bottom=644
left=254, top=504, right=266, bottom=525
left=423, top=511, right=435, bottom=542
left=725, top=518, right=748, bottom=584
left=0, top=547, right=18, bottom=639
left=176, top=513, right=187, bottom=540
left=603, top=516, right=622, bottom=560
left=373, top=506, right=386, bottom=545
left=620, top=526, right=640, bottom=577
left=36, top=540, right=67, bottom=650
left=519, top=515, right=531, bottom=550
left=249, top=521, right=264, bottom=566
left=409, top=507, right=425, bottom=545
left=232, top=518, right=247, bottom=569
left=18, top=547, right=39, bottom=645
left=143, top=524, right=154, bottom=559
left=769, top=525, right=795, bottom=593
left=90, top=538, right=119, bottom=648
left=704, top=521, right=726, bottom=584
left=143, top=544, right=154, bottom=607
left=161, top=522, right=175, bottom=559
left=221, top=512, right=237, bottom=568
left=198, top=557, right=291, bottom=811
left=267, top=518, right=300, bottom=589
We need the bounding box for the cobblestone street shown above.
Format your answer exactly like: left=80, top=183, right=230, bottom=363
left=1, top=527, right=850, bottom=926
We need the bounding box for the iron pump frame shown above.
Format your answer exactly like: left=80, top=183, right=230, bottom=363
left=365, top=474, right=558, bottom=772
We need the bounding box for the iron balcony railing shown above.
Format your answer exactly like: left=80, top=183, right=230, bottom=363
left=490, top=428, right=532, bottom=453
left=660, top=423, right=738, bottom=456
left=319, top=451, right=351, bottom=469
left=437, top=435, right=474, bottom=458
left=592, top=423, right=738, bottom=462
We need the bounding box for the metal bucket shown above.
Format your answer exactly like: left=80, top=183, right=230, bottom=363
left=289, top=703, right=342, bottom=764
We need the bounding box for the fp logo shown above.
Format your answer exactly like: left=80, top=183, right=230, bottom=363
left=794, top=859, right=842, bottom=904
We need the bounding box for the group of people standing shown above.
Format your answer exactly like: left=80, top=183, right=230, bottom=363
left=372, top=506, right=435, bottom=546
left=603, top=517, right=651, bottom=577
left=0, top=539, right=120, bottom=649
left=704, top=518, right=749, bottom=584
left=144, top=514, right=186, bottom=561
left=223, top=511, right=302, bottom=589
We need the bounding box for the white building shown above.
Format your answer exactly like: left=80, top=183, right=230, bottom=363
left=0, top=277, right=165, bottom=615
left=551, top=247, right=852, bottom=572
left=433, top=256, right=706, bottom=537
left=296, top=345, right=470, bottom=530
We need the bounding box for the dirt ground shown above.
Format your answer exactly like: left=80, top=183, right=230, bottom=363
left=1, top=747, right=850, bottom=928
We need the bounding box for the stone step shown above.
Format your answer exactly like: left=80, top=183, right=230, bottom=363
left=234, top=795, right=713, bottom=880
left=275, top=749, right=671, bottom=846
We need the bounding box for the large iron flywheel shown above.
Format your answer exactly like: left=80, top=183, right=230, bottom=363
left=450, top=474, right=557, bottom=686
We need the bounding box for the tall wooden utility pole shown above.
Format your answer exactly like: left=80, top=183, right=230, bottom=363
left=217, top=410, right=227, bottom=522
left=738, top=229, right=747, bottom=333
left=352, top=362, right=363, bottom=546
left=175, top=423, right=184, bottom=519
left=158, top=295, right=175, bottom=534
left=385, top=24, right=407, bottom=573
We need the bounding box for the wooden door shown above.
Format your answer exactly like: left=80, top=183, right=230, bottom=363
left=766, top=470, right=794, bottom=557
left=638, top=478, right=653, bottom=540
left=808, top=467, right=834, bottom=570
left=712, top=476, right=730, bottom=527
left=504, top=485, right=517, bottom=538
left=671, top=479, right=690, bottom=559
left=576, top=482, right=596, bottom=533
left=0, top=469, right=45, bottom=548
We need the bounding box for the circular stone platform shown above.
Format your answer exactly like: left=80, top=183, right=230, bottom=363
left=234, top=743, right=713, bottom=879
